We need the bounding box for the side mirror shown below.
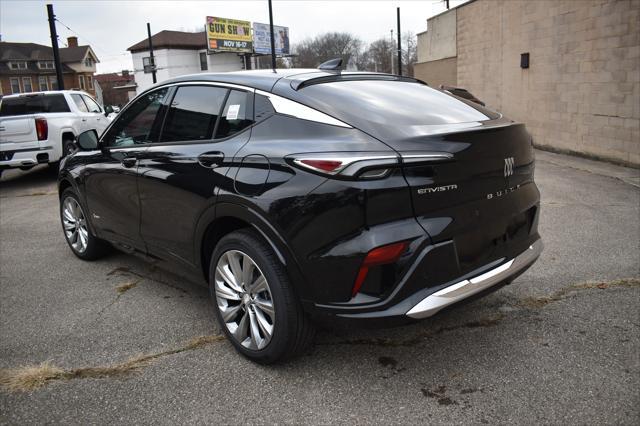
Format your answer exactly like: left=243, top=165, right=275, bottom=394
left=76, top=129, right=99, bottom=150
left=104, top=105, right=114, bottom=116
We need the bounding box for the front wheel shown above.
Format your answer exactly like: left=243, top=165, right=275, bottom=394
left=60, top=188, right=109, bottom=260
left=210, top=229, right=315, bottom=364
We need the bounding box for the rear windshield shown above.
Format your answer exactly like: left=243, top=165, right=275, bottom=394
left=300, top=80, right=499, bottom=126
left=0, top=94, right=70, bottom=116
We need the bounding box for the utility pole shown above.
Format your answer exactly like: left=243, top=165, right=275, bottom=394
left=390, top=29, right=394, bottom=74
left=446, top=0, right=450, bottom=9
left=147, top=23, right=157, bottom=84
left=268, top=0, right=277, bottom=70
left=397, top=7, right=402, bottom=76
left=46, top=4, right=64, bottom=90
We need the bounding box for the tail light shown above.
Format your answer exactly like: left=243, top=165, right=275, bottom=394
left=288, top=152, right=454, bottom=180
left=35, top=117, right=48, bottom=141
left=289, top=153, right=399, bottom=180
left=352, top=241, right=409, bottom=297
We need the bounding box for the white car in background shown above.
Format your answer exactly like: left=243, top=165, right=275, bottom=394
left=0, top=90, right=112, bottom=177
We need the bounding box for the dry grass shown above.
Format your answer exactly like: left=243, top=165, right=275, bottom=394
left=0, top=334, right=225, bottom=392
left=115, top=280, right=139, bottom=295
left=519, top=277, right=640, bottom=309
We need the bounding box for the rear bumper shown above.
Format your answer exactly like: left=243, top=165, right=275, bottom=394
left=0, top=146, right=55, bottom=168
left=406, top=239, right=543, bottom=319
left=307, top=237, right=542, bottom=326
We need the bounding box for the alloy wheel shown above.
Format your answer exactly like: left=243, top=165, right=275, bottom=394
left=214, top=250, right=275, bottom=350
left=62, top=197, right=89, bottom=253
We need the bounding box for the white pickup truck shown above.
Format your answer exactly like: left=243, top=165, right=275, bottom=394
left=0, top=90, right=112, bottom=176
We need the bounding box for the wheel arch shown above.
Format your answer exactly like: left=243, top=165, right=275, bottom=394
left=196, top=202, right=310, bottom=300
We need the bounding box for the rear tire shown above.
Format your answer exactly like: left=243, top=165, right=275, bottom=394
left=60, top=188, right=109, bottom=260
left=209, top=229, right=315, bottom=364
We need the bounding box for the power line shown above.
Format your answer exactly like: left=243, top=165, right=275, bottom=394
left=54, top=17, right=117, bottom=57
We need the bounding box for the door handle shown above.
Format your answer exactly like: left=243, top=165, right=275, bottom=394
left=121, top=157, right=137, bottom=168
left=198, top=152, right=224, bottom=168
left=81, top=118, right=87, bottom=122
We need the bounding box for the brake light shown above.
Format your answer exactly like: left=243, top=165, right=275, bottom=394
left=35, top=118, right=48, bottom=141
left=352, top=241, right=408, bottom=297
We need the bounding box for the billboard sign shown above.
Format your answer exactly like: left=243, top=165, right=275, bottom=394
left=206, top=16, right=252, bottom=53
left=253, top=22, right=290, bottom=55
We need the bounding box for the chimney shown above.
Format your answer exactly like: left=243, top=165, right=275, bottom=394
left=122, top=70, right=129, bottom=77
left=67, top=36, right=78, bottom=48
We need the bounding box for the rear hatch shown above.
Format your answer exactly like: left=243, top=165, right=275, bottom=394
left=0, top=93, right=69, bottom=144
left=287, top=78, right=540, bottom=275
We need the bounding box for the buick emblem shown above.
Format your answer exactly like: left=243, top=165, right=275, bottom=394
left=504, top=157, right=514, bottom=177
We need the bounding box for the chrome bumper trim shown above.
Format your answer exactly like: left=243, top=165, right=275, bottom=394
left=406, top=239, right=543, bottom=319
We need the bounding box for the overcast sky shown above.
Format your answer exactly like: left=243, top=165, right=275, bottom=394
left=0, top=0, right=469, bottom=73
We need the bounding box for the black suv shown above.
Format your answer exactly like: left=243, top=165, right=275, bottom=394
left=58, top=69, right=542, bottom=363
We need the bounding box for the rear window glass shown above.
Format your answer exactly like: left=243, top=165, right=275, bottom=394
left=300, top=80, right=498, bottom=126
left=0, top=94, right=70, bottom=116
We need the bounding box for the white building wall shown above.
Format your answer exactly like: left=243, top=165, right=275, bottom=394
left=417, top=9, right=457, bottom=63
left=132, top=49, right=244, bottom=94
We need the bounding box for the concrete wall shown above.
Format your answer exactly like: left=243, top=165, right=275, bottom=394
left=417, top=9, right=457, bottom=63
left=414, top=57, right=458, bottom=87
left=132, top=49, right=244, bottom=93
left=456, top=0, right=640, bottom=165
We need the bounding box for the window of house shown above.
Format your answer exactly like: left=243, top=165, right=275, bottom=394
left=215, top=90, right=253, bottom=139
left=70, top=94, right=89, bottom=112
left=9, top=62, right=28, bottom=70
left=160, top=86, right=227, bottom=142
left=38, top=76, right=48, bottom=91
left=79, top=75, right=86, bottom=90
left=85, top=57, right=94, bottom=67
left=102, top=88, right=169, bottom=147
left=10, top=78, right=20, bottom=94
left=38, top=61, right=54, bottom=69
left=82, top=95, right=102, bottom=113
left=22, top=77, right=33, bottom=93
left=199, top=52, right=208, bottom=71
left=88, top=76, right=93, bottom=89
left=49, top=76, right=58, bottom=90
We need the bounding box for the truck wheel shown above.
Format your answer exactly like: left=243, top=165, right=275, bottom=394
left=62, top=139, right=76, bottom=157
left=209, top=229, right=315, bottom=364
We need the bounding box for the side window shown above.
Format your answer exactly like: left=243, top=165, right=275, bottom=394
left=102, top=88, right=169, bottom=147
left=82, top=95, right=102, bottom=113
left=71, top=94, right=88, bottom=112
left=254, top=94, right=275, bottom=122
left=215, top=90, right=253, bottom=139
left=160, top=86, right=227, bottom=142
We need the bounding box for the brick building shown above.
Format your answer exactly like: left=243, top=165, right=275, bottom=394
left=94, top=71, right=136, bottom=108
left=0, top=36, right=99, bottom=97
left=414, top=0, right=640, bottom=166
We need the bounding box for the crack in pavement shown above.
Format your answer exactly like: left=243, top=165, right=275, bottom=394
left=518, top=277, right=640, bottom=309
left=317, top=314, right=505, bottom=348
left=107, top=266, right=190, bottom=295
left=0, top=334, right=225, bottom=393
left=536, top=157, right=640, bottom=188
left=0, top=190, right=58, bottom=199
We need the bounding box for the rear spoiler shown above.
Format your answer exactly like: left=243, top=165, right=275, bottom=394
left=290, top=73, right=429, bottom=91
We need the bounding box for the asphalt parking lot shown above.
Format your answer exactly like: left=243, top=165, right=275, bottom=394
left=1, top=150, right=638, bottom=424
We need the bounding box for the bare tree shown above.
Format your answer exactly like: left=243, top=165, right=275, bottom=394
left=402, top=31, right=418, bottom=77
left=360, top=38, right=394, bottom=73
left=292, top=32, right=364, bottom=68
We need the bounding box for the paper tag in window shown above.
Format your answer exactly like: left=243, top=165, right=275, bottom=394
left=227, top=104, right=240, bottom=120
